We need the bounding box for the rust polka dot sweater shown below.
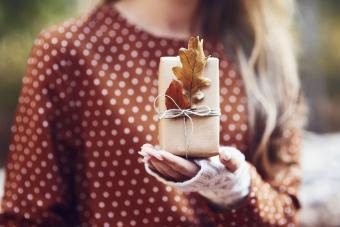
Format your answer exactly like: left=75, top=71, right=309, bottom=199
left=0, top=3, right=302, bottom=227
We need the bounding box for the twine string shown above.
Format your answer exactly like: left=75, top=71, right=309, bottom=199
left=153, top=93, right=221, bottom=158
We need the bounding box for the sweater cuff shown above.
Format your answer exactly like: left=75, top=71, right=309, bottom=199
left=144, top=155, right=251, bottom=208
left=198, top=160, right=251, bottom=209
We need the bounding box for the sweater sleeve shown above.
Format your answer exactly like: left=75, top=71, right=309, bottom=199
left=0, top=31, right=76, bottom=226
left=201, top=127, right=303, bottom=226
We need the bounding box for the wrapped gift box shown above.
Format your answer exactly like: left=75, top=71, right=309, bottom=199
left=157, top=56, right=220, bottom=158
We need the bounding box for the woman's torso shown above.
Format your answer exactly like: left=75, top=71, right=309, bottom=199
left=35, top=4, right=250, bottom=226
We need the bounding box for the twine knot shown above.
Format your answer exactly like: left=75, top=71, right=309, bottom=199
left=153, top=94, right=221, bottom=158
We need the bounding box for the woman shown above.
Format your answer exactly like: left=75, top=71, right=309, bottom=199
left=0, top=0, right=306, bottom=226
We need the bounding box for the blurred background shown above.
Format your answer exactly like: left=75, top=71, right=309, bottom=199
left=0, top=0, right=339, bottom=226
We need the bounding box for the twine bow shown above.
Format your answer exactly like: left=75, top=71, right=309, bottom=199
left=153, top=94, right=221, bottom=158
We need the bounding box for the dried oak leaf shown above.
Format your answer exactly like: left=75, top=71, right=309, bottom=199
left=165, top=36, right=211, bottom=110
left=165, top=80, right=190, bottom=109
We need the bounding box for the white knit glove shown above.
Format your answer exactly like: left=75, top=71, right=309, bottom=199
left=144, top=147, right=251, bottom=209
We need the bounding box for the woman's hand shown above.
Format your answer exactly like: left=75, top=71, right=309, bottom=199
left=138, top=144, right=243, bottom=182
left=138, top=144, right=199, bottom=182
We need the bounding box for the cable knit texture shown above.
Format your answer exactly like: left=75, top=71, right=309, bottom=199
left=144, top=147, right=251, bottom=209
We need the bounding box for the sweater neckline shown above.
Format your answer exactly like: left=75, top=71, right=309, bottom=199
left=104, top=3, right=190, bottom=45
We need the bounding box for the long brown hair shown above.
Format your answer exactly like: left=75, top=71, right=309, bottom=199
left=104, top=0, right=307, bottom=179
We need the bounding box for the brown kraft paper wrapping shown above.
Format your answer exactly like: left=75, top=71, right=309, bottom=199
left=157, top=56, right=220, bottom=158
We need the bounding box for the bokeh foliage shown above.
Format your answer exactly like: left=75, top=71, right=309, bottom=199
left=319, top=1, right=340, bottom=96
left=0, top=0, right=75, bottom=103
left=317, top=1, right=340, bottom=131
